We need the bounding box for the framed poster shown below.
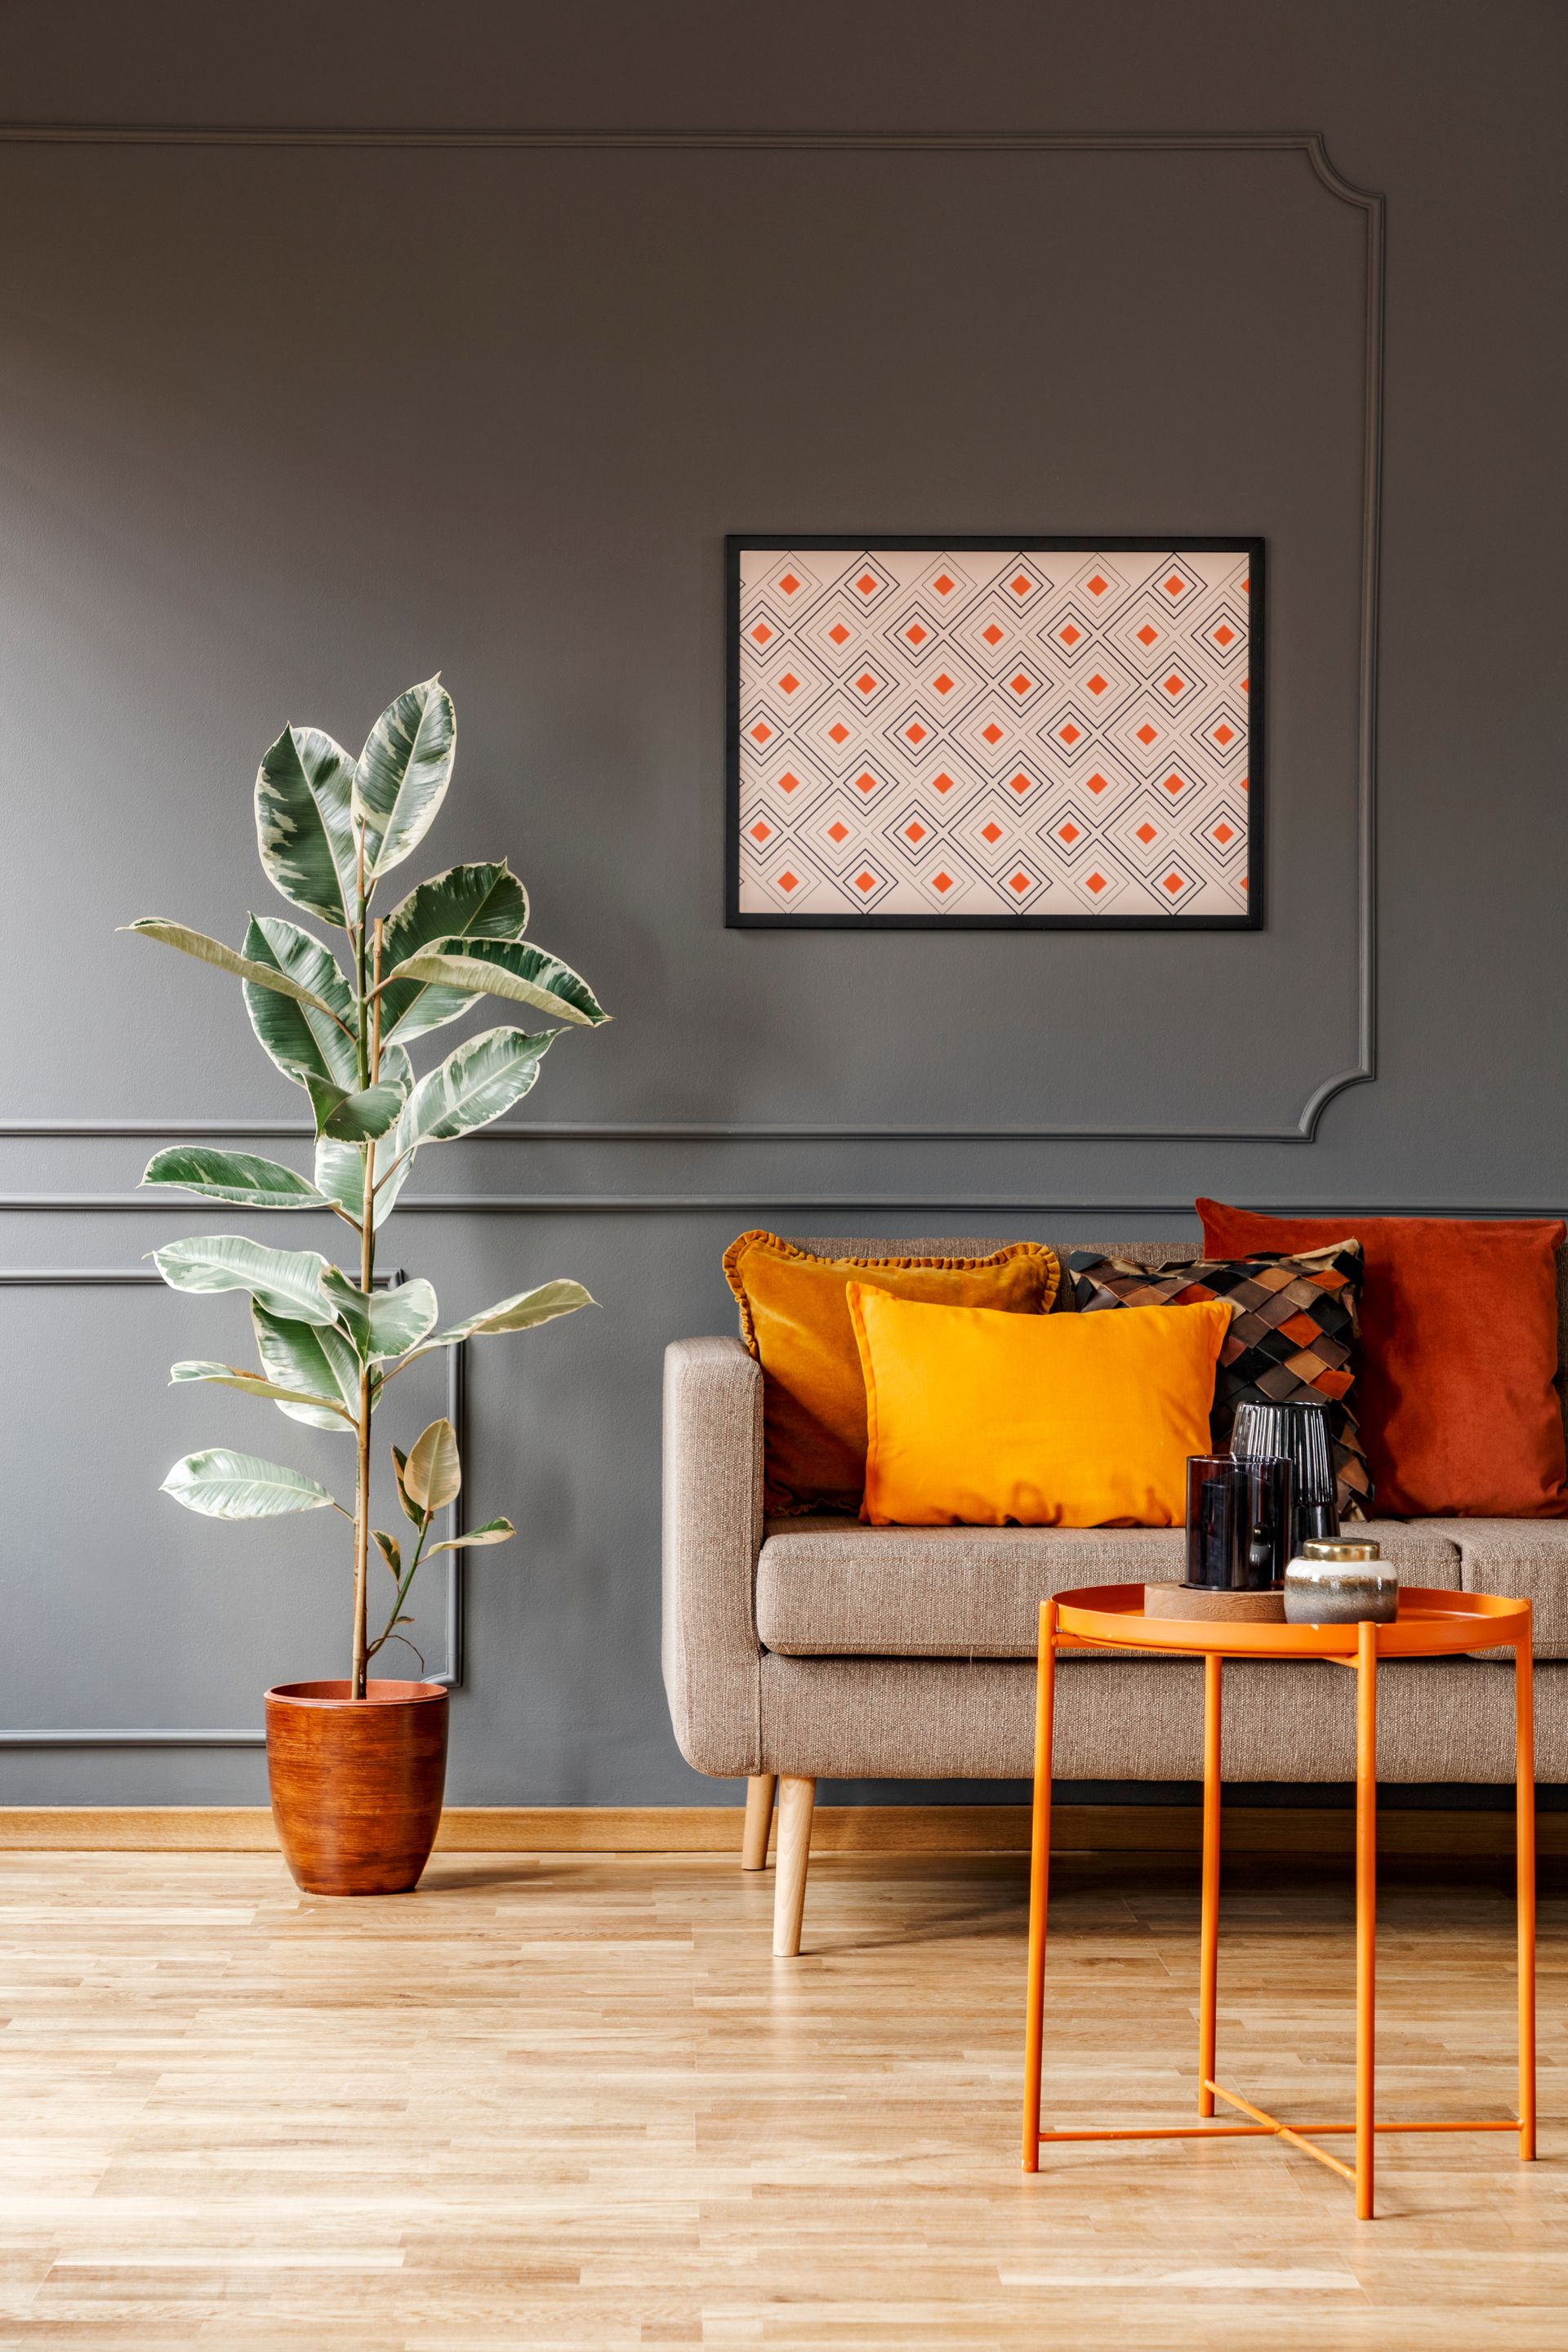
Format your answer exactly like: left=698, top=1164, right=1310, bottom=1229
left=727, top=536, right=1263, bottom=929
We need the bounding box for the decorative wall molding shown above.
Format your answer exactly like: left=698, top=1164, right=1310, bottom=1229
left=0, top=123, right=1384, bottom=1145
left=0, top=1268, right=467, bottom=1748
left=4, top=1198, right=1566, bottom=1222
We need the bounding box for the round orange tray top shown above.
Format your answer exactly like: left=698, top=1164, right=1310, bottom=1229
left=1049, top=1583, right=1530, bottom=1659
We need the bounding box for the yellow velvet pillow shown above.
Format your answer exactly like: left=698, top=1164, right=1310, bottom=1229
left=724, top=1231, right=1059, bottom=1514
left=847, top=1282, right=1233, bottom=1527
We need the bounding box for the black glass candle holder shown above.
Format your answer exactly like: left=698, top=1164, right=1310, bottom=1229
left=1185, top=1453, right=1292, bottom=1592
left=1231, top=1397, right=1339, bottom=1557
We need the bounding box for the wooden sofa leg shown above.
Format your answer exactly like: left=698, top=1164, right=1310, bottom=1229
left=773, top=1775, right=816, bottom=1957
left=742, top=1774, right=777, bottom=1870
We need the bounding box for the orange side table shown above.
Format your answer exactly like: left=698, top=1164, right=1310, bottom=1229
left=1021, top=1584, right=1536, bottom=2221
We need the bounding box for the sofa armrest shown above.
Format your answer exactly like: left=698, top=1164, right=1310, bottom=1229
left=662, top=1336, right=764, bottom=1775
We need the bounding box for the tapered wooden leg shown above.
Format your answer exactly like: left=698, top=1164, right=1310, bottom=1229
left=1356, top=1619, right=1378, bottom=2221
left=1517, top=1620, right=1536, bottom=2160
left=1198, top=1652, right=1223, bottom=2118
left=1022, top=1598, right=1058, bottom=2171
left=773, top=1776, right=816, bottom=1957
left=742, top=1774, right=777, bottom=1870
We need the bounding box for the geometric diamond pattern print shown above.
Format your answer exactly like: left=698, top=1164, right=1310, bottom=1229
left=733, top=543, right=1255, bottom=920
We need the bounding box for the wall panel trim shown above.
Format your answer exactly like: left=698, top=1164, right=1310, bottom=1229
left=0, top=122, right=1383, bottom=1144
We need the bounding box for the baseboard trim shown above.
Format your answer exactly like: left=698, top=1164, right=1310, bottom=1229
left=0, top=1802, right=1558, bottom=1857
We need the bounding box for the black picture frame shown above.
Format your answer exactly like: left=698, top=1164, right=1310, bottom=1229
left=725, top=534, right=1265, bottom=931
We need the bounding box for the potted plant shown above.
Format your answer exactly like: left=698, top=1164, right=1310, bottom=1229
left=127, top=676, right=608, bottom=1895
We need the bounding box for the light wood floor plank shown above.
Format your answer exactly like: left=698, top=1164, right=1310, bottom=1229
left=0, top=1849, right=1560, bottom=2345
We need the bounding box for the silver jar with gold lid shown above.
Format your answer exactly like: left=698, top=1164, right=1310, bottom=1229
left=1281, top=1537, right=1398, bottom=1626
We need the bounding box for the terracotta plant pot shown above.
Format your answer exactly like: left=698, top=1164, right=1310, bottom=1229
left=265, top=1680, right=448, bottom=1896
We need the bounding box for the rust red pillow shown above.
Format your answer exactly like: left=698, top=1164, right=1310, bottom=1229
left=1196, top=1200, right=1568, bottom=1519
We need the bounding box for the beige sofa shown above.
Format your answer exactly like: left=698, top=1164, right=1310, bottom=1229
left=663, top=1238, right=1568, bottom=1953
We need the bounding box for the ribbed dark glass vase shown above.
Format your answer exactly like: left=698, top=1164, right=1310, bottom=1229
left=1231, top=1397, right=1340, bottom=1558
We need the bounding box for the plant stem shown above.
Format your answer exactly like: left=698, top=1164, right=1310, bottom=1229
left=349, top=871, right=381, bottom=1701
left=368, top=1515, right=429, bottom=1664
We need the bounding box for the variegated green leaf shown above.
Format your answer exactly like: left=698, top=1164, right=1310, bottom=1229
left=153, top=1235, right=335, bottom=1325
left=304, top=1069, right=410, bottom=1143
left=380, top=938, right=607, bottom=1028
left=372, top=1529, right=402, bottom=1578
left=123, top=921, right=347, bottom=1025
left=168, top=1360, right=354, bottom=1419
left=403, top=1417, right=461, bottom=1512
left=241, top=915, right=359, bottom=1091
left=379, top=862, right=529, bottom=1043
left=254, top=724, right=359, bottom=925
left=411, top=1278, right=595, bottom=1357
left=252, top=1303, right=361, bottom=1432
left=322, top=1270, right=438, bottom=1361
left=390, top=1443, right=424, bottom=1527
left=399, top=1027, right=553, bottom=1149
left=353, top=677, right=455, bottom=879
left=309, top=1044, right=414, bottom=1224
left=425, top=1517, right=514, bottom=1560
left=140, top=1147, right=325, bottom=1211
left=161, top=1449, right=336, bottom=1518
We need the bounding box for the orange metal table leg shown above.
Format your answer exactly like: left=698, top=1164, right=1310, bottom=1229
left=1356, top=1619, right=1378, bottom=2221
left=1022, top=1599, right=1058, bottom=2171
left=1198, top=1653, right=1223, bottom=2118
left=1517, top=1615, right=1536, bottom=2161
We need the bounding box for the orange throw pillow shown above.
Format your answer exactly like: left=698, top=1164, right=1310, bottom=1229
left=1196, top=1200, right=1568, bottom=1519
left=847, top=1283, right=1232, bottom=1527
left=724, top=1231, right=1058, bottom=1514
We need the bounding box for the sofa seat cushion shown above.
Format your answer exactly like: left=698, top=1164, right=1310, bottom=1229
left=755, top=1518, right=1463, bottom=1659
left=1423, top=1519, right=1568, bottom=1658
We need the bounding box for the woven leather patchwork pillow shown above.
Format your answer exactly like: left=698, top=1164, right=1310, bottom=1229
left=1068, top=1242, right=1371, bottom=1520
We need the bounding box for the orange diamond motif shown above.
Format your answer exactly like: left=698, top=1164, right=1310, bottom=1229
left=779, top=671, right=800, bottom=695
left=905, top=722, right=927, bottom=745
left=854, top=870, right=876, bottom=893
left=856, top=572, right=878, bottom=595
left=751, top=721, right=773, bottom=744
left=1009, top=871, right=1031, bottom=893
left=853, top=771, right=877, bottom=794
left=1058, top=623, right=1081, bottom=646
left=1058, top=723, right=1080, bottom=745
left=932, top=871, right=954, bottom=893
left=933, top=572, right=956, bottom=595
left=905, top=622, right=928, bottom=645
left=1010, top=672, right=1032, bottom=696
left=1137, top=723, right=1158, bottom=745
left=1087, top=573, right=1108, bottom=595
left=827, top=820, right=849, bottom=843
left=982, top=821, right=1003, bottom=844
left=751, top=621, right=773, bottom=644
left=904, top=821, right=926, bottom=844
left=828, top=722, right=849, bottom=744
left=779, top=572, right=800, bottom=595
left=1086, top=871, right=1107, bottom=893
left=1058, top=822, right=1080, bottom=844
left=1161, top=772, right=1186, bottom=795
left=932, top=771, right=956, bottom=793
left=1214, top=623, right=1235, bottom=647
left=1164, top=673, right=1185, bottom=697
left=750, top=821, right=772, bottom=842
left=1085, top=770, right=1110, bottom=794
left=778, top=870, right=799, bottom=891
left=1162, top=871, right=1184, bottom=894
left=1010, top=573, right=1031, bottom=597
left=1213, top=822, right=1235, bottom=845
left=1137, top=623, right=1158, bottom=646
left=933, top=673, right=955, bottom=695
left=1009, top=771, right=1032, bottom=795
left=1213, top=723, right=1235, bottom=746
left=983, top=722, right=1004, bottom=744
left=855, top=671, right=877, bottom=694
left=1087, top=673, right=1107, bottom=695
left=1165, top=573, right=1185, bottom=596
left=829, top=621, right=850, bottom=645
left=984, top=622, right=1004, bottom=645
left=777, top=770, right=800, bottom=793
left=1136, top=822, right=1156, bottom=844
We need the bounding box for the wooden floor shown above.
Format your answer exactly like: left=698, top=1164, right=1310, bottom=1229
left=0, top=1848, right=1563, bottom=2348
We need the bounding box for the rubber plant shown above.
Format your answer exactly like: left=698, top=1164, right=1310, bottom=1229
left=127, top=676, right=608, bottom=1700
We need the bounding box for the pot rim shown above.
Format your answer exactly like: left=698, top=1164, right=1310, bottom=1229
left=266, top=1679, right=448, bottom=1708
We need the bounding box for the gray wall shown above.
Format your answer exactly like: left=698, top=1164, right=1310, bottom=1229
left=2, top=2, right=1564, bottom=1804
